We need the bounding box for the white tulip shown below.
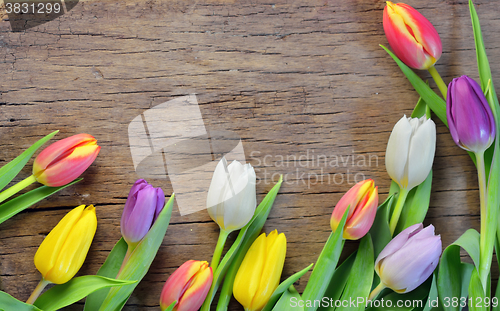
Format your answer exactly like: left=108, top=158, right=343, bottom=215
left=385, top=115, right=436, bottom=191
left=206, top=157, right=257, bottom=232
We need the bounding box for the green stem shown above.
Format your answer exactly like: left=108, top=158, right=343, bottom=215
left=0, top=175, right=37, bottom=204
left=368, top=282, right=386, bottom=301
left=117, top=243, right=136, bottom=278
left=389, top=188, right=410, bottom=235
left=210, top=228, right=230, bottom=273
left=427, top=66, right=448, bottom=99
left=476, top=151, right=490, bottom=288
left=26, top=278, right=50, bottom=305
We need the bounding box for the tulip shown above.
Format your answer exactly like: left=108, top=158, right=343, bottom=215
left=386, top=115, right=436, bottom=234
left=33, top=133, right=101, bottom=187
left=160, top=260, right=213, bottom=311
left=330, top=179, right=378, bottom=240
left=206, top=157, right=257, bottom=232
left=386, top=115, right=436, bottom=191
left=369, top=223, right=441, bottom=299
left=34, top=205, right=97, bottom=284
left=383, top=2, right=441, bottom=70
left=447, top=75, right=496, bottom=153
left=27, top=205, right=98, bottom=304
left=233, top=230, right=287, bottom=311
left=121, top=179, right=165, bottom=246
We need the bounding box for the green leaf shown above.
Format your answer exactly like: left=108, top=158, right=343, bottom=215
left=469, top=269, right=486, bottom=311
left=423, top=274, right=442, bottom=311
left=411, top=95, right=428, bottom=119
left=98, top=194, right=174, bottom=311
left=0, top=130, right=58, bottom=192
left=0, top=291, right=41, bottom=311
left=366, top=277, right=432, bottom=311
left=34, top=276, right=135, bottom=311
left=262, top=264, right=313, bottom=311
left=83, top=238, right=128, bottom=311
left=369, top=195, right=394, bottom=258
left=395, top=170, right=433, bottom=234
left=272, top=285, right=304, bottom=311
left=339, top=234, right=374, bottom=311
left=438, top=230, right=480, bottom=311
left=214, top=177, right=283, bottom=311
left=380, top=45, right=447, bottom=126
left=318, top=252, right=356, bottom=311
left=0, top=178, right=81, bottom=225
left=301, top=209, right=348, bottom=311
left=163, top=301, right=176, bottom=311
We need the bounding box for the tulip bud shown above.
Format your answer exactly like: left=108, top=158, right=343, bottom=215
left=33, top=133, right=100, bottom=187
left=206, top=157, right=256, bottom=232
left=330, top=179, right=378, bottom=240
left=375, top=223, right=441, bottom=293
left=386, top=115, right=436, bottom=191
left=159, top=260, right=213, bottom=311
left=121, top=179, right=165, bottom=246
left=446, top=75, right=496, bottom=153
left=34, top=205, right=97, bottom=284
left=233, top=230, right=287, bottom=311
left=383, top=1, right=442, bottom=70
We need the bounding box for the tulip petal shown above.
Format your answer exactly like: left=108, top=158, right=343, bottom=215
left=375, top=223, right=423, bottom=274
left=177, top=265, right=213, bottom=311
left=251, top=232, right=286, bottom=311
left=406, top=118, right=436, bottom=190
left=160, top=260, right=205, bottom=309
left=344, top=186, right=378, bottom=240
left=34, top=205, right=86, bottom=279
left=234, top=233, right=267, bottom=309
left=122, top=185, right=157, bottom=244
left=44, top=205, right=97, bottom=284
left=386, top=116, right=412, bottom=188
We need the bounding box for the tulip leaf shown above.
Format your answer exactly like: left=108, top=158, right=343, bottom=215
left=97, top=194, right=174, bottom=311
left=469, top=268, right=487, bottom=311
left=272, top=285, right=304, bottom=311
left=395, top=170, right=433, bottom=235
left=0, top=291, right=42, bottom=311
left=33, top=275, right=135, bottom=311
left=338, top=234, right=374, bottom=311
left=301, top=208, right=348, bottom=311
left=0, top=178, right=82, bottom=225
left=213, top=176, right=283, bottom=311
left=262, top=263, right=314, bottom=311
left=163, top=301, right=176, bottom=311
left=0, top=130, right=58, bottom=193
left=380, top=45, right=447, bottom=127
left=83, top=238, right=128, bottom=311
left=423, top=274, right=441, bottom=311
left=317, top=252, right=356, bottom=311
left=365, top=277, right=432, bottom=311
left=438, top=229, right=479, bottom=311
left=369, top=194, right=394, bottom=259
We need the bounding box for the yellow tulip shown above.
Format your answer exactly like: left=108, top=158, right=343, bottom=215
left=233, top=230, right=286, bottom=311
left=34, top=205, right=97, bottom=284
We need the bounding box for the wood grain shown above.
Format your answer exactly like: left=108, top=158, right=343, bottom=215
left=0, top=0, right=498, bottom=309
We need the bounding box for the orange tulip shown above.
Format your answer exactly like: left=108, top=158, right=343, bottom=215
left=383, top=1, right=442, bottom=70
left=33, top=133, right=100, bottom=187
left=330, top=179, right=378, bottom=240
left=159, top=260, right=213, bottom=311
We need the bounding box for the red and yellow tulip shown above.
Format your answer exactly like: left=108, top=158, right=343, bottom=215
left=330, top=179, right=378, bottom=240
left=33, top=133, right=100, bottom=187
left=159, top=260, right=213, bottom=311
left=383, top=1, right=442, bottom=70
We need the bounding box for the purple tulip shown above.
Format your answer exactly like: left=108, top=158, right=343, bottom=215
left=447, top=75, right=496, bottom=153
left=375, top=223, right=442, bottom=294
left=121, top=179, right=165, bottom=245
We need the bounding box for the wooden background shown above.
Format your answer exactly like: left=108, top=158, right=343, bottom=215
left=0, top=0, right=497, bottom=309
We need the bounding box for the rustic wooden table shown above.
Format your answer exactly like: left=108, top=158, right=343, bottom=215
left=0, top=0, right=496, bottom=310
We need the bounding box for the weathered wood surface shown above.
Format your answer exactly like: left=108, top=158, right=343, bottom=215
left=0, top=0, right=498, bottom=309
